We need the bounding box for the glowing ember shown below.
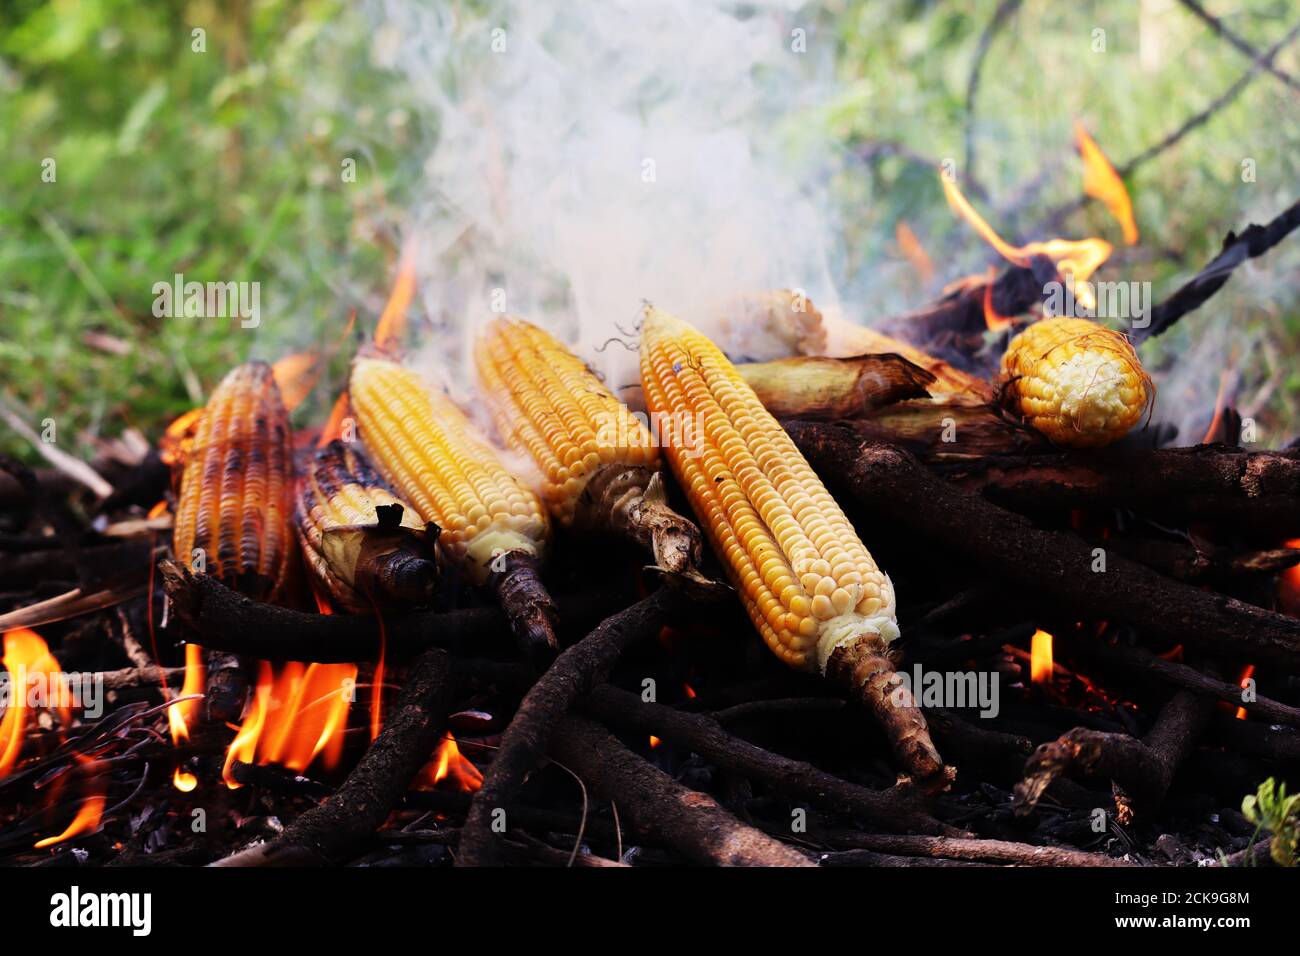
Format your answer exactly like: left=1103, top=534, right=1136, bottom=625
left=1030, top=629, right=1055, bottom=686
left=420, top=733, right=483, bottom=792
left=940, top=175, right=1112, bottom=311
left=1, top=628, right=70, bottom=778
left=222, top=660, right=357, bottom=788
left=1281, top=538, right=1300, bottom=617
left=649, top=735, right=661, bottom=749
left=146, top=499, right=169, bottom=520
left=1075, top=121, right=1138, bottom=245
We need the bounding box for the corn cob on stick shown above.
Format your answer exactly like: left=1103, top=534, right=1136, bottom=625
left=172, top=360, right=295, bottom=720
left=294, top=439, right=439, bottom=613
left=1000, top=317, right=1151, bottom=448
left=474, top=317, right=708, bottom=584
left=349, top=355, right=558, bottom=660
left=640, top=305, right=945, bottom=781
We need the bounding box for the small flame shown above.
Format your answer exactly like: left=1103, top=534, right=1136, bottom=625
left=1075, top=121, right=1138, bottom=245
left=649, top=735, right=661, bottom=749
left=271, top=351, right=323, bottom=413
left=421, top=734, right=483, bottom=792
left=372, top=244, right=420, bottom=353
left=172, top=769, right=198, bottom=792
left=159, top=408, right=204, bottom=467
left=895, top=220, right=935, bottom=286
left=316, top=391, right=352, bottom=448
left=941, top=175, right=1112, bottom=311
left=34, top=788, right=106, bottom=849
left=1, top=628, right=70, bottom=778
left=981, top=266, right=1014, bottom=331
left=146, top=499, right=170, bottom=520
left=222, top=660, right=357, bottom=787
left=1030, top=629, right=1055, bottom=686
left=1200, top=368, right=1235, bottom=445
left=1235, top=664, right=1255, bottom=720
left=168, top=644, right=205, bottom=744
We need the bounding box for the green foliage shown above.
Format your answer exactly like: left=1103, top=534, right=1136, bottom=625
left=1242, top=777, right=1300, bottom=866
left=1, top=1, right=1298, bottom=461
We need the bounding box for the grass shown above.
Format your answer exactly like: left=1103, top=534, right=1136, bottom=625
left=2, top=0, right=1298, bottom=464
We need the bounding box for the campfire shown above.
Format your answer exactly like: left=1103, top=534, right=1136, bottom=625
left=2, top=164, right=1298, bottom=870
left=5, top=0, right=1300, bottom=886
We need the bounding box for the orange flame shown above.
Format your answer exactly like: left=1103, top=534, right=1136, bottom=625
left=168, top=644, right=205, bottom=744
left=941, top=175, right=1112, bottom=311
left=373, top=244, right=420, bottom=353
left=1030, top=629, right=1055, bottom=686
left=895, top=221, right=935, bottom=286
left=271, top=351, right=323, bottom=413
left=222, top=660, right=357, bottom=788
left=1235, top=664, right=1255, bottom=720
left=159, top=408, right=204, bottom=467
left=420, top=734, right=483, bottom=792
left=1075, top=121, right=1138, bottom=245
left=981, top=266, right=1014, bottom=331
left=1, top=628, right=71, bottom=778
left=34, top=767, right=105, bottom=849
left=316, top=391, right=352, bottom=448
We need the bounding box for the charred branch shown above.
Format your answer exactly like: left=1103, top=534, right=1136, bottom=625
left=547, top=716, right=814, bottom=866
left=789, top=426, right=1300, bottom=667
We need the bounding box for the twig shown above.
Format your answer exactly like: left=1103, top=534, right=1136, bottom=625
left=0, top=396, right=113, bottom=499
left=1136, top=197, right=1300, bottom=341
left=963, top=0, right=1024, bottom=191
left=819, top=830, right=1132, bottom=867
left=1178, top=0, right=1300, bottom=95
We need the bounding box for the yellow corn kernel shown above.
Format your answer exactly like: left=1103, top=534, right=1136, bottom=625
left=639, top=306, right=896, bottom=674
left=1000, top=317, right=1150, bottom=448
left=172, top=361, right=294, bottom=603
left=474, top=317, right=657, bottom=525
left=348, top=355, right=548, bottom=583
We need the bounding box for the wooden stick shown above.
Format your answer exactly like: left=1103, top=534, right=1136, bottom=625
left=579, top=684, right=952, bottom=835
left=819, top=830, right=1132, bottom=867
left=456, top=588, right=684, bottom=866
left=548, top=716, right=813, bottom=866
left=211, top=647, right=453, bottom=866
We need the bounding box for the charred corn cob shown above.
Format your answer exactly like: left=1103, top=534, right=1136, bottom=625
left=349, top=355, right=558, bottom=659
left=171, top=361, right=295, bottom=723
left=1000, top=317, right=1150, bottom=448
left=173, top=361, right=294, bottom=602
left=474, top=317, right=707, bottom=582
left=294, top=439, right=439, bottom=612
left=640, top=305, right=944, bottom=781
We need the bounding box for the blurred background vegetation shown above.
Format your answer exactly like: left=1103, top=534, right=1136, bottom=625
left=1, top=0, right=1298, bottom=463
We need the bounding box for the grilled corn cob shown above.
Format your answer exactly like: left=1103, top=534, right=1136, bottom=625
left=1000, top=317, right=1150, bottom=448
left=640, top=305, right=944, bottom=780
left=171, top=360, right=295, bottom=721
left=294, top=439, right=439, bottom=612
left=349, top=355, right=558, bottom=660
left=474, top=317, right=707, bottom=582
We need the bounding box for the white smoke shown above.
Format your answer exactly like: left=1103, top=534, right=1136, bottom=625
left=367, top=0, right=847, bottom=402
